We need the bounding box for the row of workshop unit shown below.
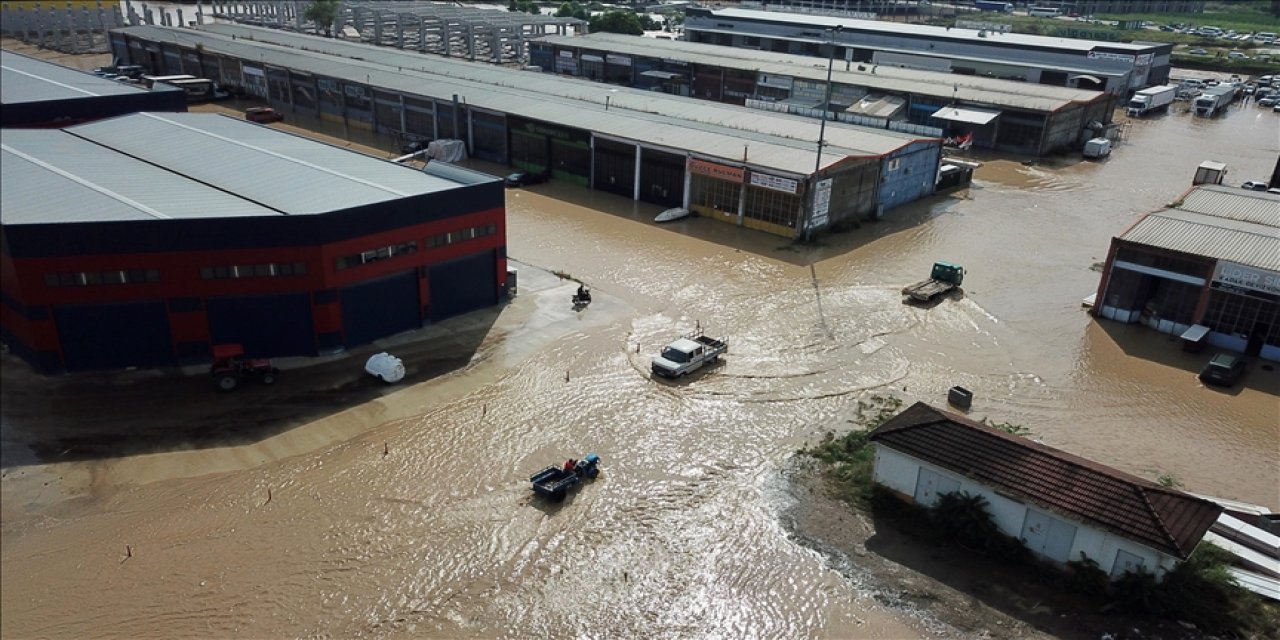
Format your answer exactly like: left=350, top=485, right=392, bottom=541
left=1093, top=185, right=1280, bottom=363
left=682, top=8, right=1173, bottom=97
left=529, top=33, right=1115, bottom=157
left=1, top=112, right=508, bottom=374
left=110, top=24, right=945, bottom=239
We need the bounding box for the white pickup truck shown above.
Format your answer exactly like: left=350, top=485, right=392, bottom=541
left=651, top=333, right=727, bottom=378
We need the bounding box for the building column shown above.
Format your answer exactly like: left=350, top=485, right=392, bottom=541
left=682, top=163, right=692, bottom=209
left=633, top=144, right=642, bottom=201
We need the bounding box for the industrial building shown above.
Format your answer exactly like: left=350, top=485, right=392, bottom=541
left=1093, top=186, right=1280, bottom=363
left=682, top=7, right=1173, bottom=95
left=1, top=49, right=186, bottom=127
left=110, top=24, right=945, bottom=238
left=204, top=0, right=586, bottom=65
left=0, top=112, right=507, bottom=374
left=529, top=33, right=1115, bottom=155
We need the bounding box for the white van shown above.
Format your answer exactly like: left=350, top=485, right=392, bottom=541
left=1028, top=6, right=1062, bottom=17
left=1198, top=26, right=1223, bottom=37
left=1255, top=32, right=1276, bottom=44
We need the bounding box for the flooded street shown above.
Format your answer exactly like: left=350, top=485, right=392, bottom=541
left=3, top=61, right=1280, bottom=637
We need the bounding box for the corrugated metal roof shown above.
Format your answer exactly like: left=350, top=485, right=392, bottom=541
left=122, top=24, right=931, bottom=171
left=535, top=33, right=1108, bottom=113
left=1, top=49, right=149, bottom=104
left=870, top=402, right=1222, bottom=560
left=704, top=8, right=1158, bottom=53
left=1120, top=209, right=1280, bottom=271
left=1, top=113, right=469, bottom=224
left=68, top=112, right=466, bottom=215
left=1, top=128, right=278, bottom=225
left=1178, top=185, right=1280, bottom=228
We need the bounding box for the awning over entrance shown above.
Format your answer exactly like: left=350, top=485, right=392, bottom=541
left=930, top=106, right=1001, bottom=125
left=640, top=70, right=682, bottom=80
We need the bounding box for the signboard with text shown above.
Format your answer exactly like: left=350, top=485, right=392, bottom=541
left=811, top=178, right=833, bottom=227
left=1212, top=261, right=1280, bottom=296
left=688, top=159, right=745, bottom=183
left=749, top=172, right=799, bottom=194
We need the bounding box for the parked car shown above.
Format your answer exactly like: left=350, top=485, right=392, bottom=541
left=244, top=106, right=284, bottom=123
left=1199, top=353, right=1245, bottom=386
left=1187, top=48, right=1208, bottom=56
left=1241, top=180, right=1270, bottom=191
left=1259, top=95, right=1280, bottom=107
left=504, top=169, right=550, bottom=188
left=1227, top=51, right=1250, bottom=60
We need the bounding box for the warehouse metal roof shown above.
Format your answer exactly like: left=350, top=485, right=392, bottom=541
left=1, top=113, right=467, bottom=224
left=1, top=49, right=148, bottom=105
left=694, top=8, right=1158, bottom=54
left=1119, top=187, right=1280, bottom=271
left=1178, top=185, right=1280, bottom=228
left=119, top=25, right=930, bottom=172
left=534, top=33, right=1108, bottom=113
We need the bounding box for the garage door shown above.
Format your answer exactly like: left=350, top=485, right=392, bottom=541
left=341, top=270, right=420, bottom=347
left=429, top=251, right=496, bottom=322
left=207, top=292, right=314, bottom=358
left=54, top=300, right=173, bottom=372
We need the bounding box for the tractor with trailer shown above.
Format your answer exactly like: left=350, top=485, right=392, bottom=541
left=210, top=343, right=279, bottom=391
left=530, top=454, right=601, bottom=501
left=902, top=261, right=966, bottom=303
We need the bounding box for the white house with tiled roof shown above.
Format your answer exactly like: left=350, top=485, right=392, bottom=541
left=870, top=402, right=1222, bottom=581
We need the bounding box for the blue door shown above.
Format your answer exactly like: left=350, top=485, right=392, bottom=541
left=341, top=270, right=420, bottom=347
left=428, top=251, right=496, bottom=322
left=207, top=292, right=314, bottom=358
left=54, top=300, right=173, bottom=371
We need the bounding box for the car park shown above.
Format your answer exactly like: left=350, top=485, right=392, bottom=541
left=1241, top=180, right=1270, bottom=191
left=1198, top=353, right=1245, bottom=387
left=244, top=107, right=284, bottom=123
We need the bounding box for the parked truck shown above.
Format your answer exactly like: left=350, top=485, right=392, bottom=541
left=651, top=332, right=728, bottom=378
left=1194, top=85, right=1237, bottom=117
left=1126, top=85, right=1177, bottom=117
left=902, top=261, right=966, bottom=303
left=530, top=454, right=600, bottom=502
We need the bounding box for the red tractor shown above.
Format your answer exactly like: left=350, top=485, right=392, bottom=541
left=211, top=344, right=279, bottom=391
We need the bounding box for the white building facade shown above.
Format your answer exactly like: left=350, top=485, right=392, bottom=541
left=874, top=445, right=1178, bottom=579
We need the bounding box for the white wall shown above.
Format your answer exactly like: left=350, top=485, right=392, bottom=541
left=872, top=444, right=1181, bottom=578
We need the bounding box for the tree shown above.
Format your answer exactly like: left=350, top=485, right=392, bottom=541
left=304, top=0, right=340, bottom=38
left=588, top=11, right=644, bottom=36
left=555, top=2, right=589, bottom=19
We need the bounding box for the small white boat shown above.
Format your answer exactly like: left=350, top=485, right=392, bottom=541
left=655, top=207, right=690, bottom=223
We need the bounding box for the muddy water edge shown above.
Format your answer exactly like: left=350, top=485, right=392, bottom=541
left=2, top=44, right=1279, bottom=638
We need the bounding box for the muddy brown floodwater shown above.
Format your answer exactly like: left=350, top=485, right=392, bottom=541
left=2, top=50, right=1279, bottom=638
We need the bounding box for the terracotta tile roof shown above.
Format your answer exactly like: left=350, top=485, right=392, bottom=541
left=869, top=402, right=1223, bottom=559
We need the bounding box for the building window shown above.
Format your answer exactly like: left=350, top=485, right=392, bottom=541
left=335, top=241, right=417, bottom=270
left=200, top=262, right=307, bottom=279
left=43, top=269, right=160, bottom=287
left=426, top=224, right=498, bottom=249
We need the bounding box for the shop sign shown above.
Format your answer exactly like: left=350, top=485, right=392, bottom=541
left=581, top=54, right=605, bottom=63
left=1213, top=261, right=1280, bottom=296
left=811, top=178, right=833, bottom=227
left=688, top=159, right=744, bottom=183
left=1087, top=51, right=1135, bottom=62
left=606, top=55, right=632, bottom=66
left=558, top=50, right=575, bottom=58
left=749, top=172, right=799, bottom=194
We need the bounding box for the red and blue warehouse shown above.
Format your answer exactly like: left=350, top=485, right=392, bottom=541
left=1, top=112, right=507, bottom=373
